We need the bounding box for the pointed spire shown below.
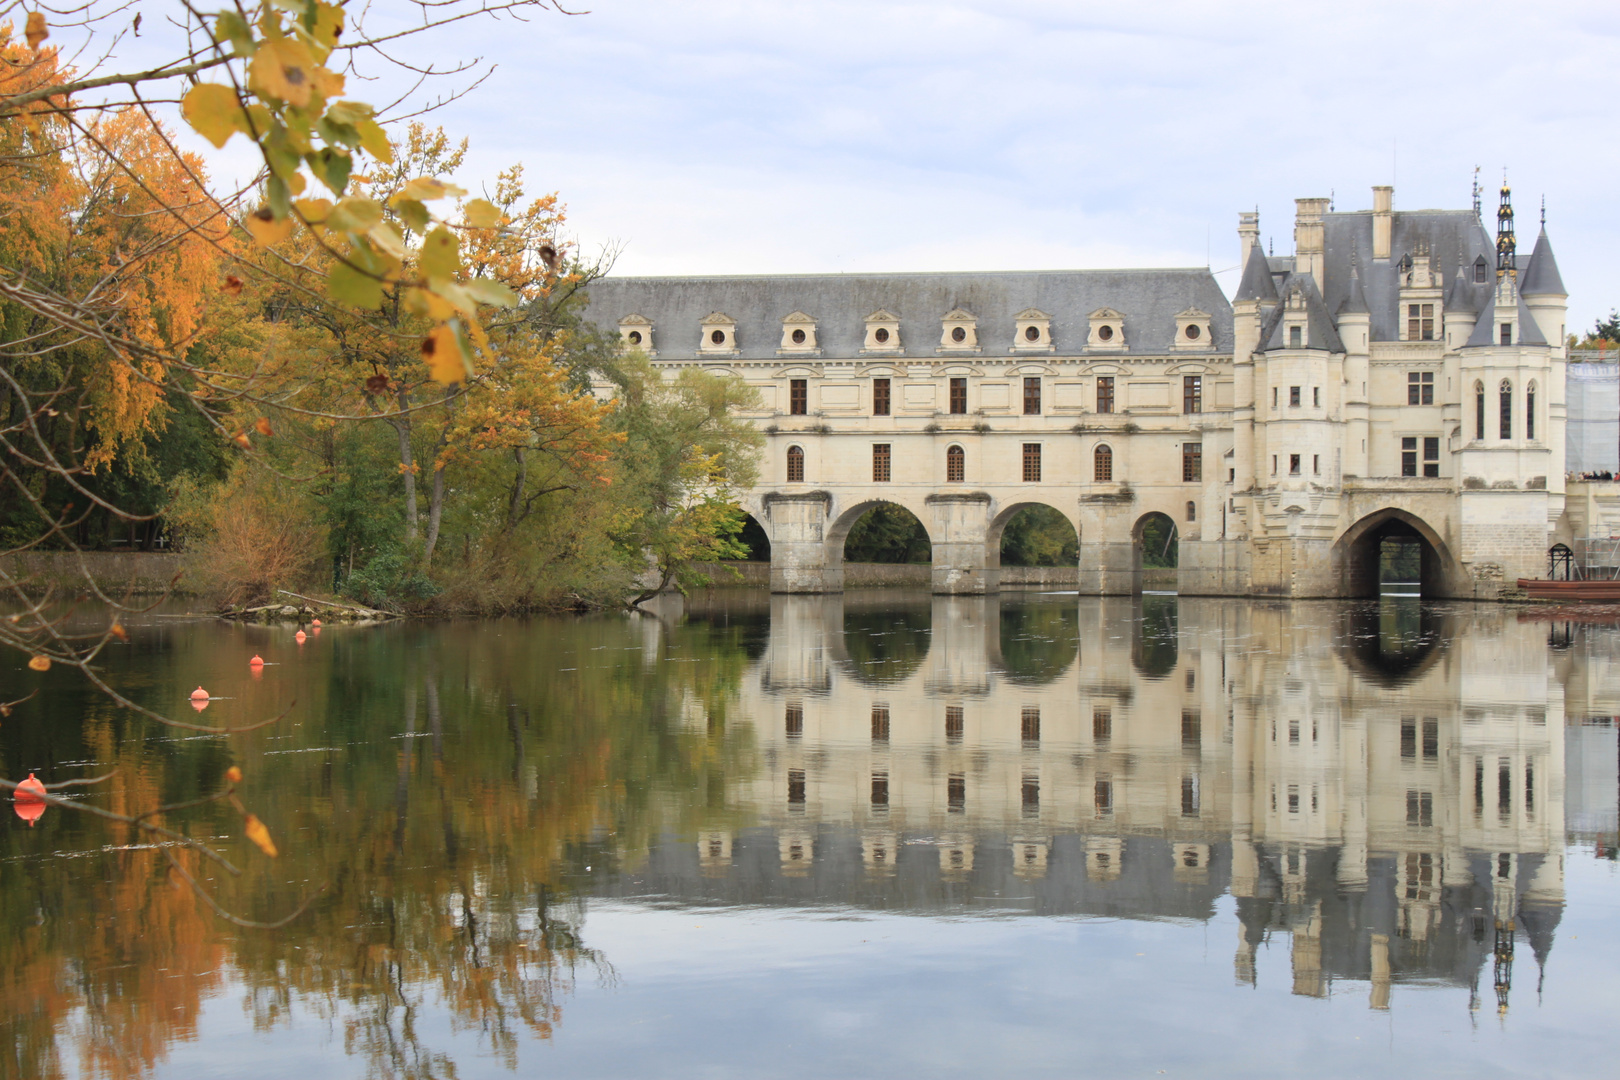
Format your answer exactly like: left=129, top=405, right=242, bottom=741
left=1446, top=263, right=1478, bottom=313
left=1521, top=224, right=1566, bottom=297
left=1497, top=180, right=1517, bottom=279
left=1235, top=243, right=1278, bottom=303
left=1338, top=242, right=1368, bottom=316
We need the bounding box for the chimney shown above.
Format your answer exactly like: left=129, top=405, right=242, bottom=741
left=1372, top=185, right=1393, bottom=261
left=1238, top=211, right=1259, bottom=268
left=1294, top=197, right=1330, bottom=291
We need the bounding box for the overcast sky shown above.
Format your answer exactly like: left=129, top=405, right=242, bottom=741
left=126, top=1, right=1620, bottom=331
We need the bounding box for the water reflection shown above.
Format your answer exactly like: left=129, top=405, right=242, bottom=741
left=0, top=594, right=1614, bottom=1078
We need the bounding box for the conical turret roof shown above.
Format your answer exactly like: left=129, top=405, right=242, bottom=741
left=1520, top=228, right=1566, bottom=297
left=1235, top=244, right=1278, bottom=303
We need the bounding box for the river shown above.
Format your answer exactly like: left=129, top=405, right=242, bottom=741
left=2, top=591, right=1617, bottom=1078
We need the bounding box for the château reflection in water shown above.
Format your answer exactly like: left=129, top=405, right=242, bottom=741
left=629, top=590, right=1592, bottom=1015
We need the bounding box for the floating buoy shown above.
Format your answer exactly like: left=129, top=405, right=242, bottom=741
left=249, top=654, right=265, bottom=668
left=294, top=630, right=306, bottom=644
left=189, top=698, right=210, bottom=713
left=311, top=619, right=322, bottom=627
left=190, top=686, right=209, bottom=700
left=13, top=773, right=46, bottom=827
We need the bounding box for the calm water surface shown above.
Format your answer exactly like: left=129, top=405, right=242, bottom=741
left=3, top=591, right=1618, bottom=1079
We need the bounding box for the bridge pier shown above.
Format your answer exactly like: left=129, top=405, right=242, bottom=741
left=927, top=493, right=998, bottom=595
left=764, top=492, right=840, bottom=593
left=1076, top=498, right=1138, bottom=595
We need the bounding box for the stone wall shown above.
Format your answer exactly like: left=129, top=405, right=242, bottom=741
left=0, top=551, right=188, bottom=594
left=688, top=562, right=1082, bottom=590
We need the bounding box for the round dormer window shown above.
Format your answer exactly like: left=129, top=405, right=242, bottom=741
left=710, top=330, right=726, bottom=345
left=628, top=330, right=642, bottom=345
left=875, top=327, right=890, bottom=344
left=1025, top=325, right=1040, bottom=342
left=951, top=326, right=967, bottom=343
left=1098, top=325, right=1114, bottom=341
left=792, top=328, right=806, bottom=344
left=1186, top=324, right=1201, bottom=340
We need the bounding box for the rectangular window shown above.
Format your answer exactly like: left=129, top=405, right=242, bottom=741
left=945, top=705, right=964, bottom=742
left=1094, top=777, right=1113, bottom=815
left=788, top=769, right=806, bottom=806
left=1289, top=453, right=1301, bottom=475
left=1289, top=325, right=1302, bottom=348
left=871, top=704, right=890, bottom=743
left=1021, top=706, right=1041, bottom=744
left=1401, top=718, right=1418, bottom=758
left=947, top=774, right=966, bottom=812
left=1527, top=389, right=1536, bottom=441
left=1313, top=386, right=1321, bottom=407
left=1093, top=707, right=1112, bottom=741
left=873, top=377, right=891, bottom=416
left=1405, top=789, right=1434, bottom=827
left=1476, top=388, right=1486, bottom=440
left=1289, top=385, right=1301, bottom=407
left=949, top=377, right=967, bottom=414
left=1408, top=303, right=1435, bottom=341
left=1402, top=437, right=1418, bottom=476
left=1498, top=758, right=1512, bottom=816
left=1312, top=454, right=1320, bottom=475
left=1423, top=437, right=1439, bottom=477
left=872, top=443, right=891, bottom=482
left=1271, top=455, right=1277, bottom=476
left=1500, top=323, right=1512, bottom=346
left=1023, top=443, right=1042, bottom=482
left=1408, top=371, right=1435, bottom=405
left=790, top=379, right=807, bottom=415
left=1023, top=377, right=1041, bottom=415
left=1181, top=775, right=1200, bottom=817
left=785, top=703, right=803, bottom=738
left=1500, top=385, right=1512, bottom=440
left=1422, top=718, right=1438, bottom=759
left=1181, top=709, right=1201, bottom=746
left=1272, top=386, right=1278, bottom=408
left=1022, top=776, right=1040, bottom=816
left=1182, top=442, right=1202, bottom=482
left=871, top=772, right=889, bottom=808
left=1096, top=376, right=1115, bottom=414
left=1183, top=375, right=1203, bottom=414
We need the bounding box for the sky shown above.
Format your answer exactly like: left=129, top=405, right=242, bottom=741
left=100, top=1, right=1620, bottom=331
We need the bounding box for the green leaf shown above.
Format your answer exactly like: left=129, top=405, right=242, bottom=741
left=463, top=198, right=502, bottom=228
left=328, top=261, right=384, bottom=309
left=306, top=147, right=352, bottom=195
left=326, top=196, right=383, bottom=233
left=212, top=11, right=255, bottom=57
left=325, top=100, right=376, bottom=126
left=419, top=226, right=461, bottom=280
left=394, top=199, right=431, bottom=234
left=463, top=278, right=518, bottom=308
left=315, top=115, right=361, bottom=150
left=355, top=119, right=392, bottom=164
left=181, top=83, right=243, bottom=149
left=266, top=174, right=293, bottom=221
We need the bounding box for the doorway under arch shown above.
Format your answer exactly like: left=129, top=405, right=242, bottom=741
left=1333, top=509, right=1455, bottom=598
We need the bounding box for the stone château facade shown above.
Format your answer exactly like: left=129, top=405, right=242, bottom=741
left=586, top=184, right=1577, bottom=598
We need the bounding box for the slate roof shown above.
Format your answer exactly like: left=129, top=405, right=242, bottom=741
left=1465, top=290, right=1549, bottom=347
left=1320, top=210, right=1497, bottom=341
left=1234, top=245, right=1278, bottom=303
left=1520, top=228, right=1567, bottom=296
left=583, top=269, right=1234, bottom=359
left=1257, top=273, right=1345, bottom=353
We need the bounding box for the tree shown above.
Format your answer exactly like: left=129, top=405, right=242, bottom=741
left=1594, top=309, right=1620, bottom=345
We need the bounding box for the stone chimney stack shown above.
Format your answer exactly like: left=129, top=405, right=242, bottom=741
left=1238, top=211, right=1260, bottom=268
left=1372, top=185, right=1393, bottom=261
left=1294, top=198, right=1330, bottom=291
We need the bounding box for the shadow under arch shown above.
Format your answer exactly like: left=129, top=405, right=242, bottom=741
left=1336, top=598, right=1452, bottom=687
left=1332, top=508, right=1459, bottom=598
left=1132, top=511, right=1179, bottom=592
left=827, top=498, right=933, bottom=567
left=1132, top=593, right=1179, bottom=679
left=997, top=593, right=1080, bottom=685
left=985, top=500, right=1081, bottom=569
left=834, top=591, right=933, bottom=686
left=737, top=512, right=771, bottom=562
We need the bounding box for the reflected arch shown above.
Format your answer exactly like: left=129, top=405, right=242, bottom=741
left=1337, top=600, right=1452, bottom=687
left=1132, top=593, right=1179, bottom=678
left=1332, top=508, right=1459, bottom=598
left=997, top=594, right=1079, bottom=685
left=985, top=501, right=1081, bottom=570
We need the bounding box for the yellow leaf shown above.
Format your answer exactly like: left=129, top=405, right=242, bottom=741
left=182, top=83, right=244, bottom=149
left=368, top=220, right=406, bottom=259
left=394, top=177, right=467, bottom=204
left=464, top=278, right=518, bottom=308
left=464, top=199, right=503, bottom=228
left=245, top=206, right=296, bottom=248
left=328, top=261, right=385, bottom=309
left=295, top=197, right=333, bottom=225
left=325, top=196, right=383, bottom=233
left=404, top=286, right=457, bottom=321
left=254, top=417, right=274, bottom=437
left=25, top=12, right=47, bottom=50
left=244, top=814, right=279, bottom=858
left=248, top=36, right=317, bottom=107
left=27, top=655, right=50, bottom=672
left=419, top=226, right=461, bottom=280
left=421, top=324, right=472, bottom=385
left=356, top=119, right=392, bottom=164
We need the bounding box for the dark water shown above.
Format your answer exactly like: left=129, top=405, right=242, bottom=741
left=2, top=591, right=1617, bottom=1079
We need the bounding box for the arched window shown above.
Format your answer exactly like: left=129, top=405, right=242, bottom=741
left=786, top=445, right=804, bottom=483
left=1474, top=381, right=1486, bottom=441
left=1094, top=444, right=1113, bottom=483
left=946, top=444, right=965, bottom=483
left=1499, top=379, right=1513, bottom=440
left=1526, top=381, right=1537, bottom=441
left=1186, top=501, right=1197, bottom=523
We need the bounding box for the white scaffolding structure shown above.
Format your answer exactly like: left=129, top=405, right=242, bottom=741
left=1572, top=537, right=1620, bottom=580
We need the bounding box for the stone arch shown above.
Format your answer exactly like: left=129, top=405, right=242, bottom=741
left=1332, top=508, right=1459, bottom=598
left=827, top=496, right=934, bottom=567
left=985, top=500, right=1081, bottom=569
left=1132, top=510, right=1180, bottom=583
left=738, top=512, right=771, bottom=561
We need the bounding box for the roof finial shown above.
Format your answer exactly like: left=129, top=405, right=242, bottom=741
left=1268, top=237, right=1273, bottom=256
left=1540, top=195, right=1546, bottom=228
left=1496, top=176, right=1516, bottom=280
left=1471, top=166, right=1482, bottom=219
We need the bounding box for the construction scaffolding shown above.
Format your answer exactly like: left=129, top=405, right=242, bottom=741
left=1572, top=537, right=1620, bottom=580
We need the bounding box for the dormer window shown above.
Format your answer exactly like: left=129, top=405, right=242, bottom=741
left=1407, top=304, right=1435, bottom=341
left=1474, top=256, right=1489, bottom=284
left=618, top=313, right=654, bottom=354
left=1012, top=308, right=1053, bottom=352
left=1289, top=325, right=1303, bottom=348
left=1087, top=308, right=1125, bottom=350
left=863, top=309, right=902, bottom=353
left=939, top=308, right=979, bottom=351
left=700, top=312, right=738, bottom=354
left=1174, top=308, right=1213, bottom=349
left=779, top=311, right=818, bottom=354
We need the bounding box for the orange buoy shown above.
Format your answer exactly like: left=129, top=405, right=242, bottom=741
left=311, top=618, right=322, bottom=627
left=13, top=773, right=46, bottom=827
left=249, top=654, right=265, bottom=668
left=189, top=698, right=210, bottom=712
left=190, top=685, right=209, bottom=700
left=294, top=630, right=306, bottom=644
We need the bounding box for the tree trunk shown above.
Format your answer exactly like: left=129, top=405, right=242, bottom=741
left=421, top=386, right=456, bottom=565
left=505, top=447, right=527, bottom=533
left=391, top=387, right=418, bottom=542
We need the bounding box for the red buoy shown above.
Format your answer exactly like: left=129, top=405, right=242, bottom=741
left=294, top=630, right=306, bottom=644
left=311, top=619, right=322, bottom=627
left=13, top=773, right=46, bottom=827
left=189, top=698, right=210, bottom=713
left=249, top=654, right=264, bottom=668
left=190, top=686, right=209, bottom=700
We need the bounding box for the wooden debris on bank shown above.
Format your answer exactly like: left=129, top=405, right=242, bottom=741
left=218, top=589, right=400, bottom=623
